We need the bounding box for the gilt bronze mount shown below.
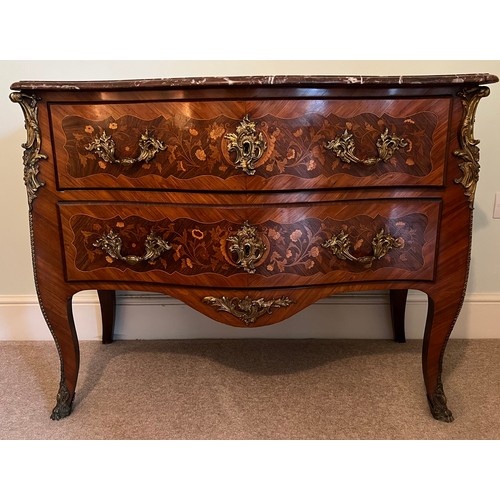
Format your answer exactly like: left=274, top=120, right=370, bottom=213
left=323, top=228, right=402, bottom=267
left=94, top=229, right=172, bottom=265
left=86, top=129, right=166, bottom=165
left=326, top=128, right=407, bottom=166
left=225, top=115, right=267, bottom=175
left=203, top=295, right=294, bottom=325
left=227, top=221, right=267, bottom=273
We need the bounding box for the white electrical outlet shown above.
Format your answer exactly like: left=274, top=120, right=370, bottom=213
left=494, top=192, right=500, bottom=219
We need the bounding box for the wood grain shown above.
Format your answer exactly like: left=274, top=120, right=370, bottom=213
left=11, top=75, right=496, bottom=421
left=50, top=98, right=449, bottom=191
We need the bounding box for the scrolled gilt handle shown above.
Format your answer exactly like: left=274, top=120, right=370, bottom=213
left=325, top=128, right=407, bottom=166
left=227, top=221, right=267, bottom=274
left=322, top=228, right=402, bottom=267
left=94, top=229, right=171, bottom=265
left=224, top=115, right=267, bottom=175
left=85, top=129, right=166, bottom=165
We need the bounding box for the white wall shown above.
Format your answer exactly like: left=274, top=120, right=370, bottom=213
left=1, top=60, right=500, bottom=340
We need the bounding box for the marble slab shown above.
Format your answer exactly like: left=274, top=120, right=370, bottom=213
left=10, top=74, right=499, bottom=91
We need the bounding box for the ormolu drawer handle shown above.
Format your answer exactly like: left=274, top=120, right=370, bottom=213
left=227, top=221, right=267, bottom=274
left=322, top=228, right=402, bottom=267
left=85, top=129, right=166, bottom=165
left=325, top=128, right=407, bottom=166
left=94, top=229, right=171, bottom=265
left=224, top=115, right=267, bottom=175
left=203, top=295, right=294, bottom=325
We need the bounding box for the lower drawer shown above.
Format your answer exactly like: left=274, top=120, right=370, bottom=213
left=59, top=199, right=440, bottom=287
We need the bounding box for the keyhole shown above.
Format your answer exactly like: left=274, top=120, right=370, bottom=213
left=243, top=141, right=251, bottom=156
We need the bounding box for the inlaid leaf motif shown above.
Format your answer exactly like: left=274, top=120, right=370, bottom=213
left=62, top=110, right=437, bottom=182
left=71, top=212, right=428, bottom=277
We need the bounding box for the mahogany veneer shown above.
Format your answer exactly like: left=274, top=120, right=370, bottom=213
left=10, top=74, right=498, bottom=422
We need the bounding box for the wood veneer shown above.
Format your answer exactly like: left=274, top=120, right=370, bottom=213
left=10, top=74, right=498, bottom=422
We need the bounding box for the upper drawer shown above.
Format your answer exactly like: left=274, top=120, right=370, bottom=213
left=50, top=98, right=451, bottom=191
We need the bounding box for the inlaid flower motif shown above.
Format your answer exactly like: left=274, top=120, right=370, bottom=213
left=209, top=123, right=225, bottom=140
left=192, top=229, right=204, bottom=240
left=307, top=160, right=316, bottom=171
left=268, top=228, right=281, bottom=240
left=115, top=222, right=125, bottom=228
left=305, top=260, right=315, bottom=269
left=108, top=122, right=118, bottom=130
left=286, top=249, right=292, bottom=258
left=195, top=149, right=207, bottom=161
left=189, top=128, right=199, bottom=136
left=290, top=229, right=303, bottom=242
left=85, top=125, right=94, bottom=134
left=309, top=246, right=320, bottom=257
left=98, top=161, right=107, bottom=170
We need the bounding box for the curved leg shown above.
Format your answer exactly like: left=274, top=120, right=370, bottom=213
left=37, top=289, right=80, bottom=420
left=389, top=289, right=408, bottom=343
left=422, top=292, right=464, bottom=423
left=97, top=290, right=116, bottom=344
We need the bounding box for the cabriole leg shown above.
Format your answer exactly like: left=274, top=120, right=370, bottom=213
left=422, top=292, right=464, bottom=423
left=38, top=290, right=80, bottom=420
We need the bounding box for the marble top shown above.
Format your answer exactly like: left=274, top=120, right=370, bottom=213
left=10, top=74, right=499, bottom=91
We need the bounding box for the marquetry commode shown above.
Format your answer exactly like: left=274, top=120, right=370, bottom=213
left=10, top=74, right=498, bottom=422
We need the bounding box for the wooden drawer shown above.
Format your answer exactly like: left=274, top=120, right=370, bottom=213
left=50, top=98, right=450, bottom=191
left=59, top=199, right=440, bottom=286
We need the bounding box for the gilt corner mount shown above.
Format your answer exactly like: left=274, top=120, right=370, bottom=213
left=9, top=92, right=48, bottom=209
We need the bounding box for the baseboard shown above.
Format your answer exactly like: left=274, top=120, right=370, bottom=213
left=1, top=291, right=499, bottom=341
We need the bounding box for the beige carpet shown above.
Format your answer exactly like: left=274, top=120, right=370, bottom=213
left=0, top=339, right=499, bottom=439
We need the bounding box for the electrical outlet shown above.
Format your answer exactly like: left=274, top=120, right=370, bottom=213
left=494, top=192, right=500, bottom=219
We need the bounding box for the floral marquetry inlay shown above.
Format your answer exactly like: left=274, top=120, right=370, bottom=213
left=13, top=74, right=496, bottom=422
left=70, top=212, right=428, bottom=277
left=61, top=110, right=437, bottom=181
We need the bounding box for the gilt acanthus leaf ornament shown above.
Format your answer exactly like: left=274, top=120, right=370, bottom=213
left=93, top=229, right=172, bottom=265
left=326, top=128, right=407, bottom=166
left=85, top=129, right=166, bottom=165
left=453, top=86, right=490, bottom=209
left=224, top=115, right=267, bottom=175
left=322, top=228, right=402, bottom=267
left=227, top=221, right=267, bottom=274
left=202, top=295, right=294, bottom=325
left=10, top=92, right=48, bottom=209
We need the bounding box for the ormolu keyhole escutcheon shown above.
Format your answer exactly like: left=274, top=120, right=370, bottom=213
left=224, top=115, right=267, bottom=175
left=227, top=222, right=267, bottom=274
